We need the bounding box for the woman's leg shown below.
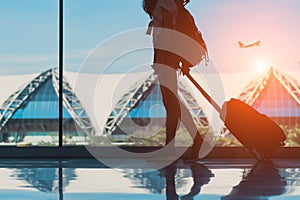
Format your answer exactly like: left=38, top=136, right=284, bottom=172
left=154, top=64, right=180, bottom=147
left=160, top=84, right=180, bottom=147
left=153, top=49, right=203, bottom=160
left=179, top=101, right=203, bottom=158
left=154, top=64, right=203, bottom=158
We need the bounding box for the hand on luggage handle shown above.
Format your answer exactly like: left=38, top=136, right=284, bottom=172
left=184, top=71, right=222, bottom=114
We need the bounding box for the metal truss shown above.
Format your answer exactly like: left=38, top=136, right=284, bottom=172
left=272, top=67, right=300, bottom=106
left=103, top=73, right=157, bottom=135
left=178, top=80, right=208, bottom=126
left=238, top=67, right=300, bottom=107
left=0, top=68, right=95, bottom=135
left=52, top=68, right=96, bottom=135
left=0, top=69, right=53, bottom=131
left=103, top=72, right=208, bottom=136
left=238, top=72, right=269, bottom=106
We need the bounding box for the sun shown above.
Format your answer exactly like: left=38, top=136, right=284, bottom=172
left=255, top=62, right=268, bottom=73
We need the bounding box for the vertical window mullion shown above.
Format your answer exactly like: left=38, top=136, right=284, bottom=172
left=59, top=0, right=63, bottom=147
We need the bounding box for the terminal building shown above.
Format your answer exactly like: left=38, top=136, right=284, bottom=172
left=0, top=67, right=299, bottom=145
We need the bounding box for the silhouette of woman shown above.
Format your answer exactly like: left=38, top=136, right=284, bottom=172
left=143, top=0, right=203, bottom=162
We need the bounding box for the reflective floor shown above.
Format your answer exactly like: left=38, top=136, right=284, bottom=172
left=0, top=159, right=300, bottom=199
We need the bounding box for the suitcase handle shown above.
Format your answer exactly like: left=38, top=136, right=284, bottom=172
left=185, top=72, right=222, bottom=114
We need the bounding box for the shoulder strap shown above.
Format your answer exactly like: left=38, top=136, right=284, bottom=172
left=183, top=0, right=190, bottom=6
left=176, top=0, right=190, bottom=7
left=146, top=20, right=154, bottom=35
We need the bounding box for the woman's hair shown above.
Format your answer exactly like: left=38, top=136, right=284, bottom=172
left=142, top=0, right=158, bottom=19
left=143, top=0, right=189, bottom=18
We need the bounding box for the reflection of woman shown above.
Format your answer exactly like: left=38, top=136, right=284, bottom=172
left=143, top=0, right=203, bottom=162
left=221, top=160, right=287, bottom=199
left=159, top=162, right=213, bottom=200
left=181, top=163, right=213, bottom=200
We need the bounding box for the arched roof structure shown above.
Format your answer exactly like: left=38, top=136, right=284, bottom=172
left=238, top=67, right=300, bottom=125
left=0, top=68, right=95, bottom=135
left=103, top=73, right=208, bottom=136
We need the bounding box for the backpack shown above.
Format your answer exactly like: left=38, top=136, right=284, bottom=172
left=175, top=4, right=208, bottom=68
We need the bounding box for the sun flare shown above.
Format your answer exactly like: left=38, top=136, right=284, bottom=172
left=256, top=62, right=268, bottom=73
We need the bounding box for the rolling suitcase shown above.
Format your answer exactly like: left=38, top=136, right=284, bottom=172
left=185, top=72, right=286, bottom=160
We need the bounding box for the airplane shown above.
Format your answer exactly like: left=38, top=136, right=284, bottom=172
left=238, top=40, right=260, bottom=48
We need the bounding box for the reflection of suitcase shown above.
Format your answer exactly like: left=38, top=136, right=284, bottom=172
left=186, top=73, right=286, bottom=160
left=221, top=160, right=287, bottom=199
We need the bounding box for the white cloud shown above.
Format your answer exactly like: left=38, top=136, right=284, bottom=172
left=0, top=54, right=57, bottom=64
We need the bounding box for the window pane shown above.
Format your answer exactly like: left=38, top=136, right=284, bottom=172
left=0, top=1, right=59, bottom=146
left=64, top=0, right=154, bottom=146
left=64, top=0, right=300, bottom=149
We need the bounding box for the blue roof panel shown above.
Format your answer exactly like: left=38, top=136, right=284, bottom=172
left=126, top=84, right=206, bottom=118
left=11, top=79, right=72, bottom=119
left=128, top=84, right=165, bottom=118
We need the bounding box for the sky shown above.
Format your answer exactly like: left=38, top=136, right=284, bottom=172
left=0, top=0, right=300, bottom=75
left=0, top=0, right=59, bottom=75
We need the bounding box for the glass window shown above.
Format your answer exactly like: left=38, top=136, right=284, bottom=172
left=0, top=1, right=59, bottom=146
left=1, top=0, right=299, bottom=149
left=63, top=0, right=300, bottom=148
left=63, top=0, right=153, bottom=146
